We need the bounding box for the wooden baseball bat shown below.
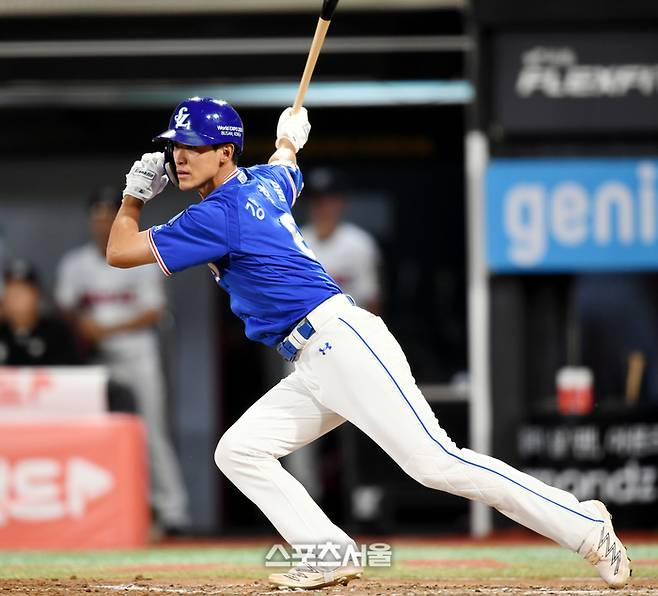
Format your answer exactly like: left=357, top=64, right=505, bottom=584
left=625, top=350, right=645, bottom=406
left=292, top=0, right=340, bottom=113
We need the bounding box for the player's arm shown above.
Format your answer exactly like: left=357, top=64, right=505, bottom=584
left=268, top=107, right=310, bottom=166
left=76, top=307, right=163, bottom=343
left=268, top=138, right=297, bottom=166
left=107, top=152, right=169, bottom=269
left=107, top=198, right=155, bottom=268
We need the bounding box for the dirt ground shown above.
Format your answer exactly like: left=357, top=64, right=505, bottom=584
left=1, top=578, right=657, bottom=596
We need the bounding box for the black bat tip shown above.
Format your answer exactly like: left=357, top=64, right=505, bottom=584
left=321, top=0, right=339, bottom=20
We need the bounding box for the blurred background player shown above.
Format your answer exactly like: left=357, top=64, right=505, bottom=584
left=0, top=259, right=80, bottom=366
left=284, top=167, right=383, bottom=505
left=301, top=167, right=381, bottom=315
left=54, top=187, right=189, bottom=535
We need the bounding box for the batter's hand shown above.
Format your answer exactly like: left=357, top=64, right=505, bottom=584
left=123, top=152, right=169, bottom=203
left=276, top=107, right=311, bottom=152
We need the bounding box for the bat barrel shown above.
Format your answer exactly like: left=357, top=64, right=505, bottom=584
left=292, top=17, right=331, bottom=112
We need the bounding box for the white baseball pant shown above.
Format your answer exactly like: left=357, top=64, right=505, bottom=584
left=110, top=353, right=189, bottom=528
left=215, top=294, right=604, bottom=554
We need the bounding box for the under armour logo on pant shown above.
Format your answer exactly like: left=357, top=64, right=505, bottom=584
left=319, top=342, right=332, bottom=356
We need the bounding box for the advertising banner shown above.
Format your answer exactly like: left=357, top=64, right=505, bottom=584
left=0, top=366, right=107, bottom=417
left=492, top=31, right=658, bottom=134
left=0, top=415, right=148, bottom=548
left=518, top=411, right=658, bottom=528
left=486, top=157, right=658, bottom=272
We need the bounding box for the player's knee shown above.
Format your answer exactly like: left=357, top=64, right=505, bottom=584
left=214, top=429, right=245, bottom=475
left=402, top=451, right=458, bottom=490
left=403, top=463, right=436, bottom=488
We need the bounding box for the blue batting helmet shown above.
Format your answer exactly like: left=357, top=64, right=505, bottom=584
left=153, top=97, right=244, bottom=187
left=153, top=96, right=244, bottom=152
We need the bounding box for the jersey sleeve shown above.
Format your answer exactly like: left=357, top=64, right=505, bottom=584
left=148, top=200, right=230, bottom=276
left=263, top=162, right=304, bottom=208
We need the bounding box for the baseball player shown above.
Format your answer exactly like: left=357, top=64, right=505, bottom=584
left=106, top=97, right=630, bottom=589
left=56, top=190, right=189, bottom=534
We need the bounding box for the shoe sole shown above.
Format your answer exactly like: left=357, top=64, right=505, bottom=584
left=270, top=570, right=362, bottom=589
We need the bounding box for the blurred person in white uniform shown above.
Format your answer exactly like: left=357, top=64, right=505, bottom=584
left=301, top=168, right=381, bottom=314
left=55, top=187, right=189, bottom=534
left=286, top=168, right=383, bottom=504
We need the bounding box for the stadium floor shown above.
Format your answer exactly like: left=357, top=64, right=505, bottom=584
left=1, top=534, right=656, bottom=595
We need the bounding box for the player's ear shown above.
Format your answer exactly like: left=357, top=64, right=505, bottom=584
left=215, top=143, right=234, bottom=165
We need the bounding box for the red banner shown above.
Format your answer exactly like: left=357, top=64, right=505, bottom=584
left=0, top=414, right=149, bottom=548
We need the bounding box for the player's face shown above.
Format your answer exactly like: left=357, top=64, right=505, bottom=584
left=2, top=280, right=39, bottom=328
left=309, top=194, right=346, bottom=240
left=173, top=143, right=221, bottom=194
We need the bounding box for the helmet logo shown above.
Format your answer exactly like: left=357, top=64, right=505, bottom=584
left=174, top=106, right=191, bottom=130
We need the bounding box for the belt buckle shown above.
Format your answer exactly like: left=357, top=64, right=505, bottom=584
left=277, top=318, right=316, bottom=362
left=296, top=318, right=315, bottom=340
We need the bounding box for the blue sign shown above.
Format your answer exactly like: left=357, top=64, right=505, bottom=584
left=486, top=158, right=658, bottom=272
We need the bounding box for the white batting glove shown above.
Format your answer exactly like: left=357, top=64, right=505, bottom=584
left=123, top=152, right=169, bottom=203
left=276, top=107, right=311, bottom=152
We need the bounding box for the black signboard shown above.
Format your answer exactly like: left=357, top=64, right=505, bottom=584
left=492, top=31, right=658, bottom=134
left=518, top=410, right=658, bottom=528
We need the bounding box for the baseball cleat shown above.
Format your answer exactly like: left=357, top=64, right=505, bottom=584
left=268, top=562, right=362, bottom=589
left=579, top=500, right=631, bottom=589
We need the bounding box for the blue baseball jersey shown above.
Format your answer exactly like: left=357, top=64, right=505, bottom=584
left=148, top=163, right=342, bottom=347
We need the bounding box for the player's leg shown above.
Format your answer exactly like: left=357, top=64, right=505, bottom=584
left=296, top=305, right=629, bottom=586
left=282, top=437, right=323, bottom=500
left=111, top=355, right=189, bottom=530
left=214, top=369, right=352, bottom=553
left=278, top=360, right=324, bottom=502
